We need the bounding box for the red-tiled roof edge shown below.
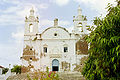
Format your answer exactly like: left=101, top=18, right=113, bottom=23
left=0, top=66, right=4, bottom=68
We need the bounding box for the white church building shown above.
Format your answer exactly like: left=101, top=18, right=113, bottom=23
left=21, top=6, right=89, bottom=72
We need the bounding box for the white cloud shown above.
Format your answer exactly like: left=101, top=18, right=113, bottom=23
left=1, top=0, right=20, bottom=5
left=40, top=19, right=70, bottom=27
left=0, top=14, right=23, bottom=26
left=0, top=0, right=50, bottom=67
left=50, top=0, right=69, bottom=6
left=74, top=0, right=116, bottom=17
left=0, top=44, right=22, bottom=67
left=59, top=20, right=70, bottom=26
left=0, top=26, right=24, bottom=67
left=40, top=19, right=53, bottom=26
left=11, top=27, right=24, bottom=44
left=75, top=0, right=96, bottom=4
left=36, top=3, right=49, bottom=9
left=0, top=1, right=49, bottom=26
left=66, top=26, right=73, bottom=33
left=8, top=27, right=24, bottom=67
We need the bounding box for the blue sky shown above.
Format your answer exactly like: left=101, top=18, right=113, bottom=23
left=0, top=0, right=116, bottom=67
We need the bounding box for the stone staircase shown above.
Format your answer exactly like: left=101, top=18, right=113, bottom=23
left=8, top=72, right=38, bottom=80
left=7, top=73, right=28, bottom=80
left=8, top=72, right=85, bottom=80
left=59, top=72, right=85, bottom=80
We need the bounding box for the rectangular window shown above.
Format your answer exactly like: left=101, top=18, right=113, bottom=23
left=44, top=47, right=47, bottom=53
left=64, top=47, right=68, bottom=52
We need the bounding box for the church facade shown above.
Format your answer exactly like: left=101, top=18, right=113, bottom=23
left=21, top=6, right=89, bottom=72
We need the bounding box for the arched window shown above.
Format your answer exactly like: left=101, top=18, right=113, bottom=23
left=29, top=24, right=33, bottom=32
left=63, top=44, right=68, bottom=53
left=43, top=44, right=48, bottom=53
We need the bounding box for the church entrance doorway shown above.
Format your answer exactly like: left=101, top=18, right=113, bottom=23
left=52, top=59, right=59, bottom=71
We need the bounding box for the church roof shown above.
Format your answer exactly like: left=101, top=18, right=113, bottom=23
left=41, top=26, right=70, bottom=35
left=41, top=18, right=70, bottom=35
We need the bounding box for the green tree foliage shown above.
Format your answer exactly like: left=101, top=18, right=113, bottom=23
left=82, top=1, right=120, bottom=80
left=11, top=65, right=21, bottom=74
left=2, top=68, right=9, bottom=74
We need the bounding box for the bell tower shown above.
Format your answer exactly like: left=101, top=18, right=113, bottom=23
left=73, top=6, right=88, bottom=34
left=24, top=8, right=39, bottom=36
left=23, top=7, right=39, bottom=48
left=21, top=8, right=39, bottom=70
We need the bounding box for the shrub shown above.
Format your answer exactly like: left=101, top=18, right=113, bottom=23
left=27, top=67, right=60, bottom=80
left=11, top=65, right=21, bottom=74
left=2, top=68, right=9, bottom=74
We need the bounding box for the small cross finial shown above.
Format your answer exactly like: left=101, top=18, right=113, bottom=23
left=78, top=5, right=82, bottom=15
left=78, top=5, right=81, bottom=10
left=30, top=7, right=34, bottom=16
left=32, top=6, right=33, bottom=10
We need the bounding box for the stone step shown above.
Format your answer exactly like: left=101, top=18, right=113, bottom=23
left=58, top=72, right=85, bottom=80
left=8, top=72, right=85, bottom=80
